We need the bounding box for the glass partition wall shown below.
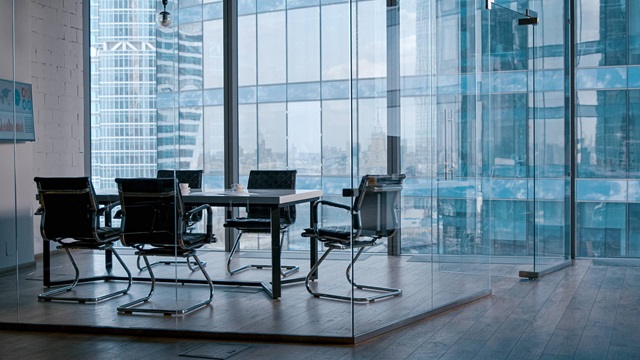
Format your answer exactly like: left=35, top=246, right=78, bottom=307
left=486, top=1, right=570, bottom=278
left=528, top=0, right=572, bottom=276
left=2, top=0, right=39, bottom=325
left=0, top=0, right=18, bottom=324
left=0, top=0, right=579, bottom=344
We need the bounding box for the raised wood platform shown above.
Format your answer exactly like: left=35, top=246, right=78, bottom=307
left=0, top=248, right=493, bottom=342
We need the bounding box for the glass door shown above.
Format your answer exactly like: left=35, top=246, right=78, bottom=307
left=485, top=1, right=570, bottom=278
left=429, top=0, right=487, bottom=309
left=484, top=2, right=535, bottom=276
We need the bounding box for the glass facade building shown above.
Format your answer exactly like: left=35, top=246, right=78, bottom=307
left=90, top=0, right=158, bottom=189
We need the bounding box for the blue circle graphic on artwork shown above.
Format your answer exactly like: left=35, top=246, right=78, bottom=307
left=27, top=100, right=32, bottom=110
left=22, top=99, right=27, bottom=110
left=15, top=89, right=21, bottom=107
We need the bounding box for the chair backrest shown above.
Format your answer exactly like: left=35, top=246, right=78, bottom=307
left=352, top=174, right=406, bottom=238
left=34, top=177, right=100, bottom=242
left=115, top=177, right=187, bottom=248
left=157, top=169, right=203, bottom=190
left=246, top=170, right=297, bottom=224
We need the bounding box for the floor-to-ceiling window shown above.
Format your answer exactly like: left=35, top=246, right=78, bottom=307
left=87, top=0, right=577, bottom=265
left=575, top=0, right=640, bottom=258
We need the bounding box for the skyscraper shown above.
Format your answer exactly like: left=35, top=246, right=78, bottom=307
left=90, top=0, right=157, bottom=190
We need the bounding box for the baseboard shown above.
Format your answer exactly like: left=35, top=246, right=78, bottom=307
left=0, top=261, right=36, bottom=276
left=34, top=249, right=65, bottom=261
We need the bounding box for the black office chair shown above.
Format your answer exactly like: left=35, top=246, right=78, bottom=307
left=34, top=176, right=132, bottom=303
left=115, top=177, right=215, bottom=316
left=157, top=169, right=204, bottom=191
left=224, top=170, right=299, bottom=277
left=302, top=174, right=406, bottom=302
left=157, top=169, right=204, bottom=232
left=129, top=169, right=206, bottom=272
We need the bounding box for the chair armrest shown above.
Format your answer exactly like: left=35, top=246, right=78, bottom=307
left=342, top=188, right=359, bottom=197
left=311, top=199, right=350, bottom=225
left=186, top=204, right=214, bottom=242
left=97, top=201, right=120, bottom=216
left=310, top=199, right=354, bottom=235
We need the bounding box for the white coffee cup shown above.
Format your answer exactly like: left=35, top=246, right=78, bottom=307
left=231, top=183, right=245, bottom=192
left=179, top=183, right=190, bottom=195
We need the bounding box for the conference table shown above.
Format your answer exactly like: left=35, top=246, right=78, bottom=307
left=42, top=188, right=323, bottom=299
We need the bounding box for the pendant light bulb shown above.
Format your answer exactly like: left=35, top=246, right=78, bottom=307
left=157, top=0, right=172, bottom=27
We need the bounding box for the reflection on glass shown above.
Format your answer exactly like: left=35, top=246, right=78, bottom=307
left=321, top=4, right=349, bottom=81
left=178, top=23, right=204, bottom=91
left=203, top=106, right=224, bottom=186
left=630, top=91, right=640, bottom=177
left=203, top=19, right=224, bottom=89
left=257, top=102, right=287, bottom=169
left=577, top=202, right=626, bottom=257
left=288, top=101, right=321, bottom=175
left=533, top=92, right=566, bottom=177
left=287, top=7, right=320, bottom=83
left=357, top=98, right=387, bottom=175
left=355, top=0, right=386, bottom=79
left=257, top=11, right=286, bottom=85
left=534, top=201, right=565, bottom=257
left=482, top=7, right=528, bottom=72
left=576, top=0, right=627, bottom=67
left=238, top=15, right=257, bottom=86
left=629, top=204, right=640, bottom=256
left=321, top=100, right=351, bottom=177
left=576, top=90, right=627, bottom=178
left=483, top=200, right=528, bottom=256
left=632, top=1, right=640, bottom=64
left=239, top=104, right=258, bottom=174
left=482, top=93, right=528, bottom=178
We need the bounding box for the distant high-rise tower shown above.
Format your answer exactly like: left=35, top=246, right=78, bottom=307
left=90, top=0, right=157, bottom=190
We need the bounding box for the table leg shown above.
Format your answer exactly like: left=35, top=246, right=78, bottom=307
left=309, top=201, right=318, bottom=280
left=270, top=206, right=281, bottom=299
left=43, top=241, right=51, bottom=287
left=104, top=205, right=113, bottom=274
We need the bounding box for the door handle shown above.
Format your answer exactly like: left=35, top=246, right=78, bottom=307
left=444, top=109, right=454, bottom=180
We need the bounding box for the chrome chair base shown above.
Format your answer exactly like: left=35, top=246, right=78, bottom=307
left=228, top=263, right=300, bottom=277
left=136, top=254, right=206, bottom=272
left=117, top=253, right=213, bottom=316
left=38, top=245, right=132, bottom=303
left=226, top=230, right=300, bottom=277
left=305, top=244, right=402, bottom=303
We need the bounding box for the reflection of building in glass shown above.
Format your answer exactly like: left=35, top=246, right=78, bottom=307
left=156, top=22, right=204, bottom=169
left=413, top=0, right=433, bottom=177
left=90, top=0, right=157, bottom=190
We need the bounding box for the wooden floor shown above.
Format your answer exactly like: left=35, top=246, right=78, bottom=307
left=1, top=259, right=639, bottom=359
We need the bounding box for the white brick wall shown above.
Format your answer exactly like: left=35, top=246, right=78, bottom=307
left=30, top=0, right=84, bottom=256
left=31, top=0, right=84, bottom=177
